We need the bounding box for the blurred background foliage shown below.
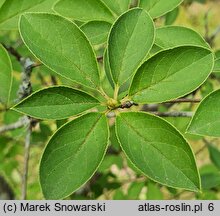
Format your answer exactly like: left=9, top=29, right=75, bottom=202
left=0, top=0, right=220, bottom=200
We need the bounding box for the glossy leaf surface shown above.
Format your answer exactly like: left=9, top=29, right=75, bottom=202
left=116, top=112, right=200, bottom=191
left=213, top=58, right=220, bottom=73
left=101, top=0, right=131, bottom=16
left=108, top=8, right=155, bottom=86
left=0, top=44, right=12, bottom=106
left=155, top=26, right=210, bottom=49
left=208, top=145, right=220, bottom=170
left=53, top=0, right=115, bottom=23
left=187, top=89, right=220, bottom=137
left=40, top=113, right=109, bottom=199
left=81, top=21, right=111, bottom=45
left=0, top=0, right=56, bottom=29
left=129, top=46, right=214, bottom=103
left=19, top=13, right=100, bottom=90
left=139, top=0, right=183, bottom=18
left=13, top=86, right=100, bottom=120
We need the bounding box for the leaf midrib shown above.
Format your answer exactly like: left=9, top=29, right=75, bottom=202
left=111, top=10, right=142, bottom=84
left=22, top=15, right=98, bottom=88
left=18, top=103, right=99, bottom=109
left=131, top=52, right=211, bottom=96
left=120, top=114, right=197, bottom=188
left=43, top=114, right=103, bottom=183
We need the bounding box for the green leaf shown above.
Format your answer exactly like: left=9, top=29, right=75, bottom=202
left=53, top=0, right=115, bottom=23
left=165, top=117, right=201, bottom=141
left=215, top=50, right=220, bottom=58
left=108, top=8, right=155, bottom=86
left=113, top=189, right=126, bottom=199
left=31, top=123, right=53, bottom=145
left=127, top=182, right=145, bottom=199
left=0, top=0, right=5, bottom=8
left=104, top=50, right=115, bottom=89
left=101, top=0, right=131, bottom=16
left=213, top=58, right=220, bottom=73
left=109, top=124, right=121, bottom=151
left=98, top=155, right=123, bottom=172
left=208, top=145, right=220, bottom=171
left=0, top=0, right=45, bottom=26
left=0, top=44, right=12, bottom=107
left=198, top=191, right=218, bottom=200
left=56, top=119, right=68, bottom=129
left=0, top=0, right=56, bottom=30
left=3, top=110, right=26, bottom=137
left=40, top=112, right=109, bottom=199
left=103, top=48, right=130, bottom=98
left=187, top=89, right=220, bottom=137
left=165, top=7, right=179, bottom=25
left=12, top=86, right=100, bottom=120
left=147, top=181, right=163, bottom=200
left=116, top=112, right=201, bottom=191
left=19, top=13, right=100, bottom=90
left=155, top=26, right=210, bottom=49
left=200, top=164, right=219, bottom=175
left=201, top=172, right=220, bottom=190
left=81, top=21, right=112, bottom=45
left=148, top=44, right=162, bottom=57
left=200, top=79, right=214, bottom=98
left=139, top=0, right=183, bottom=18
left=129, top=46, right=214, bottom=104
left=9, top=74, right=20, bottom=106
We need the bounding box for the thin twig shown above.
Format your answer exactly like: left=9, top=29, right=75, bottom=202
left=21, top=123, right=32, bottom=200
left=0, top=116, right=30, bottom=134
left=195, top=144, right=206, bottom=156
left=141, top=104, right=158, bottom=112
left=51, top=75, right=57, bottom=85
left=151, top=111, right=194, bottom=117
left=17, top=58, right=36, bottom=199
left=17, top=58, right=35, bottom=101
left=1, top=43, right=38, bottom=199
left=204, top=10, right=210, bottom=42
left=107, top=111, right=194, bottom=118
left=18, top=59, right=35, bottom=200
left=163, top=99, right=201, bottom=103
left=1, top=43, right=22, bottom=62
left=37, top=72, right=48, bottom=86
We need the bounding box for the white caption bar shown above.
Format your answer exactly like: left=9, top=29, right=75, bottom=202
left=0, top=201, right=219, bottom=216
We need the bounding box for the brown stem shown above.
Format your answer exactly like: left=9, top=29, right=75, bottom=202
left=37, top=72, right=48, bottom=86
left=1, top=43, right=22, bottom=62
left=51, top=75, right=58, bottom=85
